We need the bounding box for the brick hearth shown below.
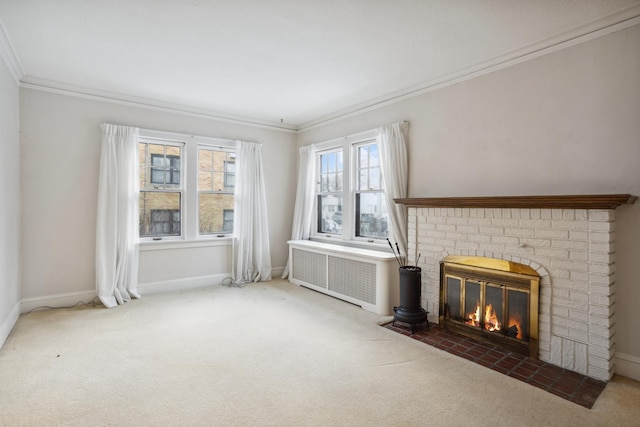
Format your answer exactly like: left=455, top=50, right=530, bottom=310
left=384, top=322, right=606, bottom=408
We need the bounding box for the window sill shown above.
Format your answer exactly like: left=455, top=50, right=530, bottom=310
left=290, top=239, right=397, bottom=261
left=309, top=236, right=390, bottom=253
left=139, top=237, right=232, bottom=251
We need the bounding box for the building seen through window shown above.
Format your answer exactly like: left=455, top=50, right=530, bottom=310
left=198, top=147, right=235, bottom=235
left=139, top=140, right=183, bottom=238
left=138, top=133, right=236, bottom=240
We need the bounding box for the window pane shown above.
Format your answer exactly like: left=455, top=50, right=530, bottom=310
left=328, top=173, right=337, bottom=192
left=369, top=144, right=379, bottom=167
left=370, top=168, right=380, bottom=189
left=198, top=146, right=236, bottom=235
left=328, top=152, right=336, bottom=172
left=199, top=193, right=235, bottom=234
left=199, top=147, right=234, bottom=192
left=139, top=143, right=148, bottom=188
left=356, top=192, right=388, bottom=239
left=198, top=170, right=212, bottom=191
left=198, top=148, right=212, bottom=170
left=224, top=161, right=235, bottom=190
left=359, top=145, right=369, bottom=168
left=318, top=194, right=342, bottom=234
left=139, top=192, right=181, bottom=237
left=149, top=143, right=166, bottom=159
left=359, top=170, right=368, bottom=191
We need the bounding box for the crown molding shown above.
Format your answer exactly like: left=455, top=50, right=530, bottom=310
left=298, top=5, right=640, bottom=133
left=0, top=18, right=24, bottom=84
left=8, top=4, right=640, bottom=134
left=19, top=76, right=298, bottom=133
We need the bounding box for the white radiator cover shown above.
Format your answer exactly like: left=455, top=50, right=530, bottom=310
left=287, top=240, right=400, bottom=315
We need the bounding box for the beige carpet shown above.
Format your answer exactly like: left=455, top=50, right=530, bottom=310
left=1, top=279, right=639, bottom=426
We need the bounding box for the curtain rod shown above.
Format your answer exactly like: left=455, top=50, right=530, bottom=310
left=102, top=122, right=261, bottom=146
left=338, top=119, right=408, bottom=141
left=312, top=120, right=409, bottom=147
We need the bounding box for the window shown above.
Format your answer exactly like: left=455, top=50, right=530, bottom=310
left=198, top=146, right=235, bottom=235
left=314, top=132, right=388, bottom=243
left=139, top=140, right=183, bottom=238
left=317, top=150, right=343, bottom=235
left=355, top=142, right=387, bottom=239
left=138, top=131, right=236, bottom=240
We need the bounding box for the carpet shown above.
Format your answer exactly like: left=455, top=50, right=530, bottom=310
left=1, top=279, right=639, bottom=426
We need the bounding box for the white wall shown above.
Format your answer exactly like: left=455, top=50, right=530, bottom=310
left=0, top=53, right=20, bottom=347
left=19, top=89, right=297, bottom=303
left=298, top=24, right=640, bottom=377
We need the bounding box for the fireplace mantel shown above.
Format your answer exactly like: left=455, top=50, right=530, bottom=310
left=394, top=194, right=637, bottom=209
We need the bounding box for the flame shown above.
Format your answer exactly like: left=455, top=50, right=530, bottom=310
left=508, top=316, right=523, bottom=339
left=484, top=304, right=501, bottom=332
left=465, top=303, right=502, bottom=332
left=464, top=302, right=524, bottom=340
left=465, top=302, right=481, bottom=327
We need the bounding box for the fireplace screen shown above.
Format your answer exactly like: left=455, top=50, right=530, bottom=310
left=440, top=256, right=539, bottom=358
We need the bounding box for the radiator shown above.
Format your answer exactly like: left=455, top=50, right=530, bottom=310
left=288, top=240, right=400, bottom=315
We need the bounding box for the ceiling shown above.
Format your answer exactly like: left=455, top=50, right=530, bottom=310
left=1, top=1, right=639, bottom=131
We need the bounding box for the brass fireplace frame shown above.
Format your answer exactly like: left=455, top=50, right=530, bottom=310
left=440, top=256, right=540, bottom=359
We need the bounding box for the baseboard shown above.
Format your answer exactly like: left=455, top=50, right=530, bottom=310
left=0, top=301, right=21, bottom=349
left=138, top=274, right=231, bottom=295
left=271, top=266, right=285, bottom=279
left=614, top=352, right=640, bottom=382
left=20, top=290, right=98, bottom=314
left=18, top=270, right=285, bottom=314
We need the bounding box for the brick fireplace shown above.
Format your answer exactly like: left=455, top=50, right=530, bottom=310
left=395, top=194, right=637, bottom=381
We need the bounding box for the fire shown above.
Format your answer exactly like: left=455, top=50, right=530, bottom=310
left=465, top=303, right=501, bottom=332
left=508, top=316, right=523, bottom=339
left=484, top=304, right=501, bottom=332
left=465, top=302, right=481, bottom=326
left=464, top=303, right=524, bottom=340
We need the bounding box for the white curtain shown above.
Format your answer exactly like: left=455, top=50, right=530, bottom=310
left=281, top=144, right=316, bottom=278
left=96, top=123, right=141, bottom=308
left=378, top=121, right=409, bottom=259
left=232, top=140, right=272, bottom=283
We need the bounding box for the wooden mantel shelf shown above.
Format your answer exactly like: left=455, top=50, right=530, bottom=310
left=394, top=194, right=638, bottom=210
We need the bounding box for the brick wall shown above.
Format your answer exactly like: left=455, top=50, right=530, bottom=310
left=407, top=207, right=615, bottom=381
